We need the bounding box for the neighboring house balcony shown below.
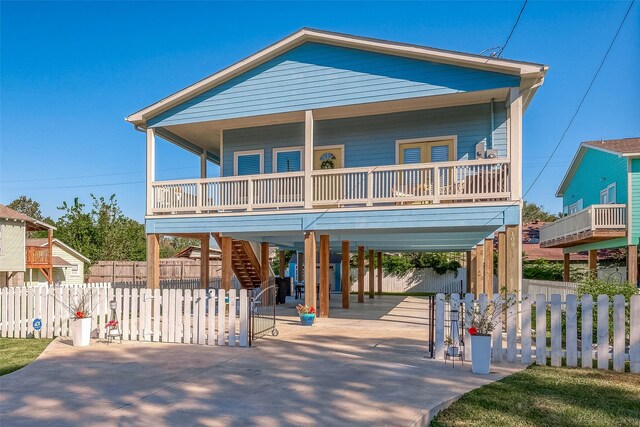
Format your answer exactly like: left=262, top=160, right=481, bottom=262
left=539, top=204, right=627, bottom=248
left=149, top=157, right=511, bottom=216
left=25, top=244, right=51, bottom=268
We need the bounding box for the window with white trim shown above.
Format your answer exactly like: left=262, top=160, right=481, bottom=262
left=567, top=199, right=583, bottom=214
left=71, top=264, right=80, bottom=276
left=273, top=148, right=303, bottom=173
left=234, top=150, right=264, bottom=176
left=600, top=183, right=616, bottom=204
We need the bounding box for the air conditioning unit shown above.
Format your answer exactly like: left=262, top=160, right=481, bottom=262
left=484, top=149, right=498, bottom=159
left=475, top=142, right=486, bottom=159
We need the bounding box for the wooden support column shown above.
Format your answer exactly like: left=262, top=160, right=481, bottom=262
left=368, top=249, right=375, bottom=299
left=484, top=238, right=494, bottom=298
left=319, top=235, right=330, bottom=317
left=221, top=236, right=232, bottom=291
left=497, top=232, right=506, bottom=295
left=475, top=244, right=484, bottom=296
left=357, top=246, right=365, bottom=303
left=279, top=250, right=286, bottom=278
left=377, top=252, right=383, bottom=295
left=505, top=225, right=519, bottom=295
left=200, top=150, right=207, bottom=178
left=297, top=252, right=304, bottom=283
left=261, top=242, right=271, bottom=305
left=146, top=234, right=160, bottom=289
left=469, top=248, right=477, bottom=295
left=588, top=250, right=597, bottom=276
left=465, top=251, right=471, bottom=293
left=304, top=232, right=317, bottom=307
left=341, top=241, right=350, bottom=309
left=47, top=228, right=53, bottom=285
left=200, top=235, right=210, bottom=289
left=563, top=253, right=571, bottom=282
left=629, top=246, right=638, bottom=285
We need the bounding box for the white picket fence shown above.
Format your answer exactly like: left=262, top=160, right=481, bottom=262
left=435, top=293, right=640, bottom=373
left=0, top=284, right=250, bottom=347
left=522, top=279, right=578, bottom=300
left=351, top=268, right=466, bottom=294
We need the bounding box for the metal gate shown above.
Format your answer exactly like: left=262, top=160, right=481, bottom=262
left=425, top=295, right=466, bottom=358
left=249, top=280, right=278, bottom=345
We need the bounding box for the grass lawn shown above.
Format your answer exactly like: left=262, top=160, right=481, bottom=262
left=431, top=365, right=640, bottom=427
left=0, top=338, right=53, bottom=376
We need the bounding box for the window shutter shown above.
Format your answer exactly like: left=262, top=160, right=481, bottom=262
left=403, top=147, right=421, bottom=164
left=237, top=154, right=261, bottom=176
left=276, top=151, right=301, bottom=172
left=431, top=145, right=449, bottom=162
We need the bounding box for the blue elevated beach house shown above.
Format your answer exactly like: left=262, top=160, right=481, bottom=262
left=126, top=29, right=547, bottom=315
left=540, top=138, right=640, bottom=285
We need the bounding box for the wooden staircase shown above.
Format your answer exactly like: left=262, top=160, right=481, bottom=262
left=213, top=234, right=263, bottom=288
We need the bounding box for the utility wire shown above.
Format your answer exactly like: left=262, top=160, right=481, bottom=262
left=523, top=0, right=634, bottom=199
left=497, top=0, right=528, bottom=58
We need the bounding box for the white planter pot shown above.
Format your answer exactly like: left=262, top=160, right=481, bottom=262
left=471, top=335, right=491, bottom=374
left=72, top=318, right=92, bottom=347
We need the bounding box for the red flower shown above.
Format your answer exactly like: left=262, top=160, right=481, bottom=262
left=76, top=311, right=86, bottom=319
left=309, top=307, right=316, bottom=314
left=468, top=327, right=478, bottom=336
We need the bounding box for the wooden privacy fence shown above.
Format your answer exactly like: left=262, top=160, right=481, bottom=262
left=434, top=293, right=640, bottom=373
left=0, top=284, right=250, bottom=347
left=87, top=259, right=222, bottom=284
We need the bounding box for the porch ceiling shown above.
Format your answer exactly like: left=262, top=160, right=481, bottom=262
left=157, top=87, right=509, bottom=158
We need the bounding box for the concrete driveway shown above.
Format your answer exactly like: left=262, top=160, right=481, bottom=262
left=0, top=296, right=524, bottom=426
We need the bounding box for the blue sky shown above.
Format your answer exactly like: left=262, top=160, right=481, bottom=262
left=1, top=1, right=638, bottom=221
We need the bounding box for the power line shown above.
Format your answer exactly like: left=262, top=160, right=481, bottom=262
left=523, top=0, right=634, bottom=199
left=497, top=0, right=528, bottom=58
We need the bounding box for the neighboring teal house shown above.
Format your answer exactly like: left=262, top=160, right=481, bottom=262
left=125, top=29, right=547, bottom=314
left=540, top=138, right=640, bottom=285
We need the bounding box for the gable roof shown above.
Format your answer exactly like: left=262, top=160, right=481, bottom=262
left=126, top=28, right=547, bottom=126
left=556, top=137, right=640, bottom=197
left=26, top=238, right=90, bottom=263
left=0, top=204, right=55, bottom=231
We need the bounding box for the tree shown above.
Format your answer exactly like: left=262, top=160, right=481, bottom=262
left=522, top=201, right=557, bottom=223
left=7, top=195, right=44, bottom=220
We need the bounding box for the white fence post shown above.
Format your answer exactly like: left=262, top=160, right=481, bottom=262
left=631, top=295, right=640, bottom=374
left=613, top=295, right=625, bottom=372
left=464, top=293, right=473, bottom=361
left=565, top=294, right=578, bottom=368
left=535, top=294, right=546, bottom=365
left=581, top=294, right=593, bottom=368
left=550, top=294, right=562, bottom=367
left=506, top=293, right=517, bottom=363
left=217, top=289, right=225, bottom=345
left=435, top=293, right=445, bottom=359
left=491, top=294, right=503, bottom=362
left=207, top=289, right=216, bottom=346
left=183, top=289, right=192, bottom=344
left=239, top=289, right=249, bottom=347
left=597, top=295, right=609, bottom=370
left=520, top=294, right=531, bottom=364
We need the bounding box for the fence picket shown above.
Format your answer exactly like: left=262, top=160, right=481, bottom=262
left=506, top=293, right=517, bottom=363
left=144, top=288, right=152, bottom=342
left=152, top=288, right=161, bottom=342
left=161, top=289, right=169, bottom=342
left=195, top=289, right=205, bottom=345
left=597, top=295, right=609, bottom=370
left=239, top=290, right=248, bottom=347
left=183, top=289, right=192, bottom=344
left=60, top=287, right=69, bottom=337
left=228, top=289, right=236, bottom=346
left=521, top=294, right=531, bottom=364
left=491, top=294, right=502, bottom=361
left=106, top=286, right=114, bottom=340
left=550, top=294, right=562, bottom=367
left=565, top=294, right=577, bottom=367
left=119, top=288, right=128, bottom=340
left=168, top=289, right=176, bottom=343
left=46, top=287, right=54, bottom=339
left=435, top=293, right=445, bottom=359
left=613, top=295, right=625, bottom=372
left=581, top=295, right=593, bottom=368
left=631, top=295, right=640, bottom=374
left=207, top=289, right=216, bottom=346
left=464, top=293, right=473, bottom=361
left=218, top=289, right=225, bottom=345
left=175, top=289, right=184, bottom=343
left=130, top=288, right=139, bottom=341
left=1, top=288, right=7, bottom=337
left=19, top=286, right=27, bottom=338
left=536, top=294, right=546, bottom=365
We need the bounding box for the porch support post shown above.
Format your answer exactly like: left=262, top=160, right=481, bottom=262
left=475, top=244, right=484, bottom=296
left=319, top=235, right=330, bottom=317
left=484, top=238, right=494, bottom=298
left=304, top=231, right=317, bottom=307
left=505, top=225, right=520, bottom=295
left=377, top=251, right=383, bottom=295
left=588, top=250, right=597, bottom=276
left=47, top=228, right=53, bottom=285
left=297, top=252, right=304, bottom=283
left=146, top=128, right=156, bottom=216
left=200, top=235, right=210, bottom=289
left=341, top=241, right=350, bottom=309
left=469, top=248, right=477, bottom=295
left=200, top=150, right=207, bottom=178
left=368, top=249, right=375, bottom=299
left=497, top=232, right=506, bottom=295
left=628, top=246, right=638, bottom=285
left=278, top=250, right=286, bottom=278
left=563, top=253, right=571, bottom=282
left=221, top=236, right=233, bottom=291
left=508, top=87, right=522, bottom=201
left=261, top=242, right=271, bottom=305
left=357, top=246, right=365, bottom=303
left=304, top=110, right=314, bottom=209
left=146, top=233, right=160, bottom=289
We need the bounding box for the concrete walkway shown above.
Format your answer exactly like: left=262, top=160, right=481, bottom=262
left=0, top=295, right=525, bottom=426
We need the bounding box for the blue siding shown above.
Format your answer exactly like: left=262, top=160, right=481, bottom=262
left=222, top=103, right=505, bottom=176
left=149, top=42, right=519, bottom=127
left=563, top=148, right=628, bottom=210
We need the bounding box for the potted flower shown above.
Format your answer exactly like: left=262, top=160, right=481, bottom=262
left=466, top=302, right=501, bottom=375
left=69, top=291, right=93, bottom=347
left=296, top=304, right=316, bottom=326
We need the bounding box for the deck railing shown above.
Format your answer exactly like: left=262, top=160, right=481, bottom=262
left=26, top=246, right=50, bottom=266
left=539, top=204, right=627, bottom=245
left=150, top=158, right=511, bottom=215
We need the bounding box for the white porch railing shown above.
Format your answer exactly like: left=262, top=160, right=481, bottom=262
left=150, top=158, right=510, bottom=215
left=539, top=204, right=627, bottom=245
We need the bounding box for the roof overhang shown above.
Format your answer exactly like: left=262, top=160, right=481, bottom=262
left=125, top=28, right=547, bottom=127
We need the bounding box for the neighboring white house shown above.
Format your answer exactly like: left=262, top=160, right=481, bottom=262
left=25, top=238, right=90, bottom=285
